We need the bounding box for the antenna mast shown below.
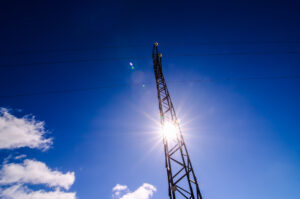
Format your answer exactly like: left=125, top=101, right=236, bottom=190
left=152, top=42, right=203, bottom=199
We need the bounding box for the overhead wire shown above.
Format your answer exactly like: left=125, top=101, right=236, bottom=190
left=165, top=50, right=300, bottom=58
left=0, top=56, right=143, bottom=68
left=0, top=75, right=299, bottom=98
left=1, top=42, right=299, bottom=98
left=1, top=40, right=300, bottom=56
left=1, top=50, right=300, bottom=68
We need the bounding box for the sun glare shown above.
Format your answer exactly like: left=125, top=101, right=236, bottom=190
left=162, top=122, right=178, bottom=140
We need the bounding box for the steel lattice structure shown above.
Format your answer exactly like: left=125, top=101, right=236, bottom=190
left=152, top=42, right=203, bottom=199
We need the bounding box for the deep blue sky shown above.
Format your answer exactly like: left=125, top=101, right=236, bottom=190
left=0, top=0, right=300, bottom=198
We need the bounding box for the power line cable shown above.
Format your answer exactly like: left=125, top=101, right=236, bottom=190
left=1, top=40, right=300, bottom=56
left=170, top=75, right=300, bottom=83
left=0, top=84, right=128, bottom=98
left=0, top=56, right=143, bottom=68
left=1, top=51, right=300, bottom=68
left=0, top=45, right=148, bottom=57
left=165, top=51, right=300, bottom=58
left=1, top=75, right=299, bottom=98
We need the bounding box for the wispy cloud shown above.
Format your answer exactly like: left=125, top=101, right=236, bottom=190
left=112, top=183, right=156, bottom=199
left=0, top=108, right=52, bottom=150
left=14, top=154, right=26, bottom=160
left=112, top=184, right=128, bottom=198
left=0, top=159, right=75, bottom=190
left=0, top=184, right=76, bottom=199
left=113, top=184, right=128, bottom=192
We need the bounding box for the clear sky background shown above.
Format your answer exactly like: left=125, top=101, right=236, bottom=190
left=0, top=1, right=300, bottom=199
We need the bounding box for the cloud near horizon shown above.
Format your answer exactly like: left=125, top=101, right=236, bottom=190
left=0, top=184, right=76, bottom=199
left=0, top=108, right=52, bottom=150
left=112, top=183, right=156, bottom=199
left=0, top=159, right=75, bottom=190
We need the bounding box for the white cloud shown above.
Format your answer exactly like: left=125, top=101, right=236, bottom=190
left=0, top=184, right=76, bottom=199
left=0, top=108, right=52, bottom=150
left=113, top=183, right=156, bottom=199
left=14, top=154, right=26, bottom=160
left=113, top=184, right=128, bottom=192
left=0, top=108, right=76, bottom=198
left=112, top=184, right=128, bottom=198
left=0, top=159, right=75, bottom=190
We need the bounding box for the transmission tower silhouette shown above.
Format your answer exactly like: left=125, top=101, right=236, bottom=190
left=152, top=42, right=203, bottom=199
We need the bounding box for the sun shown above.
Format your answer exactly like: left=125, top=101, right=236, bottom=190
left=162, top=122, right=179, bottom=140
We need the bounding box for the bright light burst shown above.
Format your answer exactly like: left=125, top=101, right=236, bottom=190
left=162, top=122, right=179, bottom=140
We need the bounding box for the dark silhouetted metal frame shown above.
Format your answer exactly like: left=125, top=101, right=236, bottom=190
left=152, top=43, right=203, bottom=199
